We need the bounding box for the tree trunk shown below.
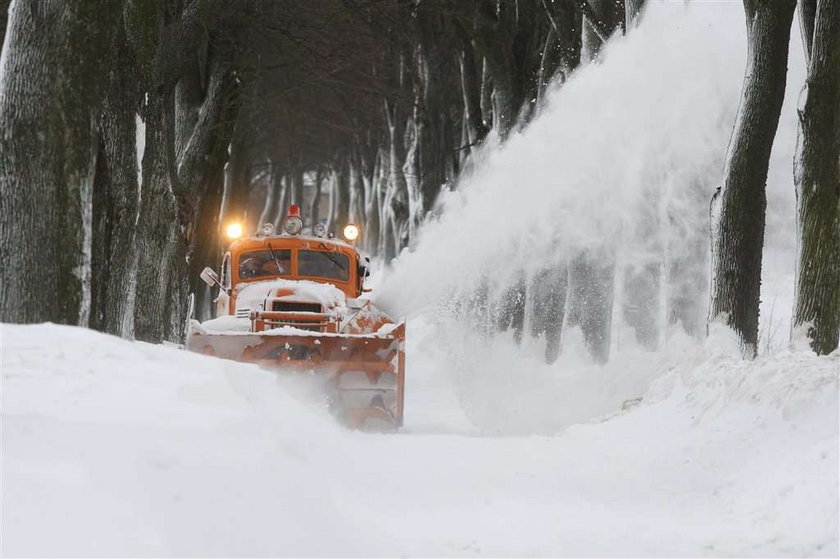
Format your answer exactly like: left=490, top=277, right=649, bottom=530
left=257, top=162, right=277, bottom=228
left=361, top=151, right=380, bottom=253
left=566, top=254, right=615, bottom=364
left=580, top=0, right=624, bottom=64
left=309, top=167, right=323, bottom=229
left=90, top=30, right=140, bottom=337
left=459, top=39, right=488, bottom=151
left=529, top=264, right=568, bottom=363
left=710, top=0, right=796, bottom=357
left=792, top=0, right=840, bottom=355
left=623, top=262, right=660, bottom=350
left=133, top=95, right=185, bottom=343
left=271, top=171, right=289, bottom=227
left=497, top=272, right=527, bottom=345
left=625, top=0, right=646, bottom=29
left=330, top=161, right=350, bottom=233
left=348, top=156, right=364, bottom=224
left=0, top=0, right=121, bottom=325
left=384, top=101, right=410, bottom=256
left=666, top=180, right=707, bottom=338
left=221, top=131, right=252, bottom=232
left=190, top=180, right=223, bottom=321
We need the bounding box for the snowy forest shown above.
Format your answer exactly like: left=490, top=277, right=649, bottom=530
left=1, top=0, right=838, bottom=556
left=0, top=0, right=837, bottom=357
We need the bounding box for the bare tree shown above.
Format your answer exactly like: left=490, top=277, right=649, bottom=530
left=791, top=0, right=840, bottom=355
left=0, top=1, right=122, bottom=325
left=710, top=0, right=796, bottom=357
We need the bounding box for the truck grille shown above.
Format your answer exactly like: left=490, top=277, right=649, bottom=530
left=272, top=301, right=322, bottom=314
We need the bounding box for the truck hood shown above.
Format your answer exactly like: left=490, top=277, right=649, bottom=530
left=233, top=278, right=347, bottom=316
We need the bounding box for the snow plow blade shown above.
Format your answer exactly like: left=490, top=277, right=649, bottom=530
left=186, top=323, right=405, bottom=430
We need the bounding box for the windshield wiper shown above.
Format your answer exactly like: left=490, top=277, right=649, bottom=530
left=317, top=243, right=347, bottom=272
left=266, top=242, right=285, bottom=275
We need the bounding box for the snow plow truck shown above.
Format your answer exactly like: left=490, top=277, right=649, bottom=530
left=186, top=205, right=405, bottom=430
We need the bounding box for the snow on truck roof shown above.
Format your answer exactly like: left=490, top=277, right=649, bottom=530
left=227, top=234, right=358, bottom=253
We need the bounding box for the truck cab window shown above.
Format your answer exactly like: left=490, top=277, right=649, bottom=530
left=299, top=250, right=349, bottom=281
left=238, top=249, right=291, bottom=280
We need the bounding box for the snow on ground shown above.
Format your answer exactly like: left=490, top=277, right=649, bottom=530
left=2, top=322, right=837, bottom=557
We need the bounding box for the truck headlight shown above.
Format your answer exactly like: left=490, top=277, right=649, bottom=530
left=343, top=223, right=360, bottom=241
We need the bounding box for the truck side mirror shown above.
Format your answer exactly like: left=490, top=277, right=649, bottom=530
left=200, top=267, right=221, bottom=288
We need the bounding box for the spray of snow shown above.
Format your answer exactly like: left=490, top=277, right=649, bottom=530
left=375, top=1, right=807, bottom=434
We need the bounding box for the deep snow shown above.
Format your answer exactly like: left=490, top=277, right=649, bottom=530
left=1, top=322, right=837, bottom=556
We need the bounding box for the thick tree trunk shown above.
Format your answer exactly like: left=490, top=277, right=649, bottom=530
left=0, top=0, right=120, bottom=325
left=459, top=43, right=488, bottom=149
left=90, top=31, right=140, bottom=337
left=792, top=0, right=840, bottom=355
left=133, top=95, right=185, bottom=343
left=566, top=254, right=615, bottom=364
left=710, top=0, right=795, bottom=357
left=190, top=180, right=223, bottom=321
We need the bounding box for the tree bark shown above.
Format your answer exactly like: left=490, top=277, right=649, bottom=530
left=0, top=0, right=121, bottom=325
left=710, top=0, right=796, bottom=357
left=90, top=29, right=140, bottom=337
left=792, top=0, right=840, bottom=355
left=459, top=43, right=488, bottom=149
left=133, top=94, right=185, bottom=343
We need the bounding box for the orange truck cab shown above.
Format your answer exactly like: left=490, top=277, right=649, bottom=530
left=186, top=207, right=405, bottom=429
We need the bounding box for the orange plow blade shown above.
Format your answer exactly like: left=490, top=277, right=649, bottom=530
left=186, top=323, right=405, bottom=430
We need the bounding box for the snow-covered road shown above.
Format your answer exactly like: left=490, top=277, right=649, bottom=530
left=2, top=322, right=837, bottom=557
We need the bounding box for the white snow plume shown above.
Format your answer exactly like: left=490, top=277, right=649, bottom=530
left=376, top=2, right=807, bottom=434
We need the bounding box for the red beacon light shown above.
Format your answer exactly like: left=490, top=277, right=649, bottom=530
left=282, top=205, right=303, bottom=235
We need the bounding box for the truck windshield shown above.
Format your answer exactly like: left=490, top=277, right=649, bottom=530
left=299, top=250, right=349, bottom=281
left=238, top=249, right=291, bottom=280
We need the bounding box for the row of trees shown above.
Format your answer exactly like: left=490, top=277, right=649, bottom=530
left=0, top=0, right=636, bottom=340
left=0, top=0, right=836, bottom=358
left=710, top=0, right=839, bottom=357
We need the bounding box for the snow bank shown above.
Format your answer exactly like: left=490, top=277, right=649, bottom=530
left=2, top=322, right=837, bottom=556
